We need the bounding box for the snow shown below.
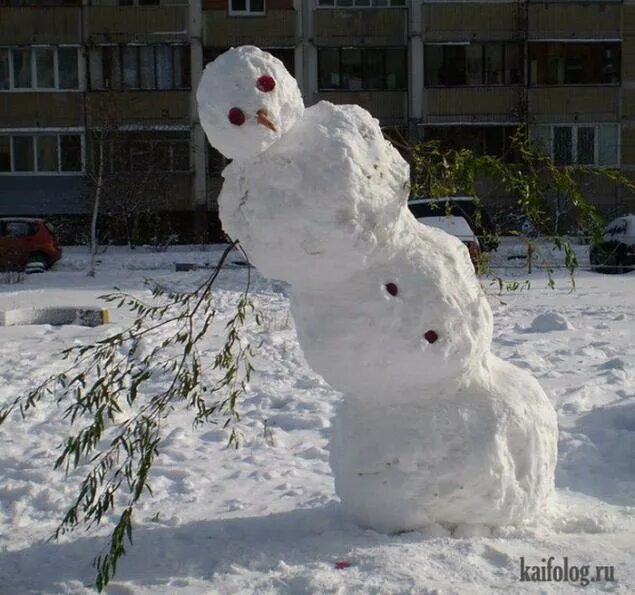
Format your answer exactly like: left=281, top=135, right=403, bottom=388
left=199, top=46, right=557, bottom=532
left=528, top=312, right=575, bottom=333
left=0, top=247, right=633, bottom=592
left=196, top=46, right=304, bottom=161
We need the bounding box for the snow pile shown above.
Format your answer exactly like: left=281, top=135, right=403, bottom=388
left=198, top=46, right=558, bottom=532
left=0, top=249, right=634, bottom=592
left=529, top=312, right=575, bottom=332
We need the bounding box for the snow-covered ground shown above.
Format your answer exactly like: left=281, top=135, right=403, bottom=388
left=0, top=244, right=633, bottom=594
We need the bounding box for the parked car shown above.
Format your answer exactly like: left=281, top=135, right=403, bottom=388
left=416, top=215, right=481, bottom=267
left=0, top=218, right=62, bottom=271
left=408, top=196, right=499, bottom=251
left=589, top=215, right=635, bottom=274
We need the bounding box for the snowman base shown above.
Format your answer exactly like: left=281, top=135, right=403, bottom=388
left=329, top=355, right=558, bottom=533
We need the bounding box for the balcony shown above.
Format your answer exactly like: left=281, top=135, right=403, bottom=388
left=423, top=87, right=522, bottom=123
left=528, top=4, right=621, bottom=40
left=422, top=4, right=519, bottom=42
left=204, top=10, right=295, bottom=47
left=86, top=6, right=188, bottom=44
left=0, top=6, right=81, bottom=44
left=314, top=8, right=406, bottom=46
left=86, top=91, right=191, bottom=128
left=315, top=91, right=407, bottom=125
left=528, top=87, right=619, bottom=122
left=0, top=93, right=83, bottom=128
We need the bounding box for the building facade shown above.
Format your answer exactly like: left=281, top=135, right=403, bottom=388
left=1, top=0, right=634, bottom=240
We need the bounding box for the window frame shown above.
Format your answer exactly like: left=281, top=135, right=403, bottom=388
left=318, top=46, right=408, bottom=92
left=97, top=136, right=191, bottom=174
left=424, top=41, right=524, bottom=88
left=228, top=0, right=266, bottom=16
left=528, top=41, right=621, bottom=87
left=529, top=124, right=619, bottom=167
left=93, top=43, right=190, bottom=91
left=0, top=45, right=81, bottom=92
left=315, top=0, right=406, bottom=7
left=0, top=131, right=85, bottom=176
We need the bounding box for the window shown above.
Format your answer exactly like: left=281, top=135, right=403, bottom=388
left=529, top=43, right=620, bottom=85
left=425, top=43, right=523, bottom=87
left=530, top=124, right=618, bottom=166
left=96, top=136, right=190, bottom=173
left=229, top=0, right=265, bottom=15
left=318, top=47, right=406, bottom=91
left=0, top=46, right=80, bottom=90
left=118, top=1, right=160, bottom=5
left=316, top=0, right=406, bottom=6
left=92, top=45, right=190, bottom=90
left=0, top=134, right=83, bottom=173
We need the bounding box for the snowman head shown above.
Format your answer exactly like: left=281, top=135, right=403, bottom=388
left=197, top=46, right=304, bottom=161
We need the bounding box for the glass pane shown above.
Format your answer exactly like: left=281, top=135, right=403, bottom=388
left=530, top=126, right=551, bottom=155
left=37, top=135, right=58, bottom=172
left=60, top=135, right=82, bottom=172
left=13, top=136, right=35, bottom=171
left=0, top=137, right=10, bottom=172
left=424, top=45, right=444, bottom=86
left=577, top=127, right=595, bottom=165
left=173, top=45, right=190, bottom=89
left=444, top=46, right=466, bottom=86
left=363, top=49, right=384, bottom=90
left=465, top=44, right=482, bottom=85
left=139, top=0, right=160, bottom=5
left=601, top=43, right=620, bottom=84
left=123, top=46, right=139, bottom=89
left=249, top=0, right=264, bottom=11
left=341, top=49, right=362, bottom=90
left=35, top=47, right=55, bottom=88
left=129, top=141, right=152, bottom=171
left=231, top=0, right=246, bottom=10
left=172, top=141, right=189, bottom=171
left=103, top=46, right=121, bottom=90
left=484, top=44, right=503, bottom=84
left=318, top=48, right=340, bottom=90
left=505, top=44, right=522, bottom=84
left=553, top=126, right=572, bottom=166
left=140, top=46, right=156, bottom=89
left=13, top=48, right=32, bottom=88
left=0, top=49, right=9, bottom=90
left=156, top=45, right=174, bottom=89
left=598, top=124, right=618, bottom=166
left=385, top=48, right=406, bottom=90
left=318, top=0, right=335, bottom=5
left=58, top=47, right=79, bottom=89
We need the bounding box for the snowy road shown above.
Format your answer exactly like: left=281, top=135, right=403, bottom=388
left=0, top=246, right=633, bottom=594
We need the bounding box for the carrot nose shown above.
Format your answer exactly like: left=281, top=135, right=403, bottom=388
left=256, top=109, right=277, bottom=132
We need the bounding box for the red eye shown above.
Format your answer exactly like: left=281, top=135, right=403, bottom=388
left=423, top=330, right=438, bottom=344
left=385, top=283, right=398, bottom=297
left=228, top=107, right=245, bottom=126
left=256, top=75, right=276, bottom=93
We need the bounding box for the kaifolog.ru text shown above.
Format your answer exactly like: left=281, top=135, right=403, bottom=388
left=519, top=557, right=615, bottom=587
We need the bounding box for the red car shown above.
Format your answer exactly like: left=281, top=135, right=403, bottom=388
left=0, top=218, right=63, bottom=271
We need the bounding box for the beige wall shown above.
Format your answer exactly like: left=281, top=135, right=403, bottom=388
left=528, top=4, right=621, bottom=40
left=0, top=93, right=83, bottom=128
left=86, top=92, right=190, bottom=127
left=529, top=87, right=619, bottom=122
left=86, top=6, right=188, bottom=43
left=422, top=4, right=519, bottom=42
left=0, top=7, right=81, bottom=44
left=424, top=87, right=521, bottom=120
left=204, top=10, right=295, bottom=46
left=316, top=91, right=407, bottom=124
left=315, top=8, right=407, bottom=46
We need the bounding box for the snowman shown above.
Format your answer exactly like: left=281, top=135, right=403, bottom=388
left=197, top=46, right=558, bottom=532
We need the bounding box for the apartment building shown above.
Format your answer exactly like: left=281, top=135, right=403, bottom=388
left=1, top=0, right=633, bottom=241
